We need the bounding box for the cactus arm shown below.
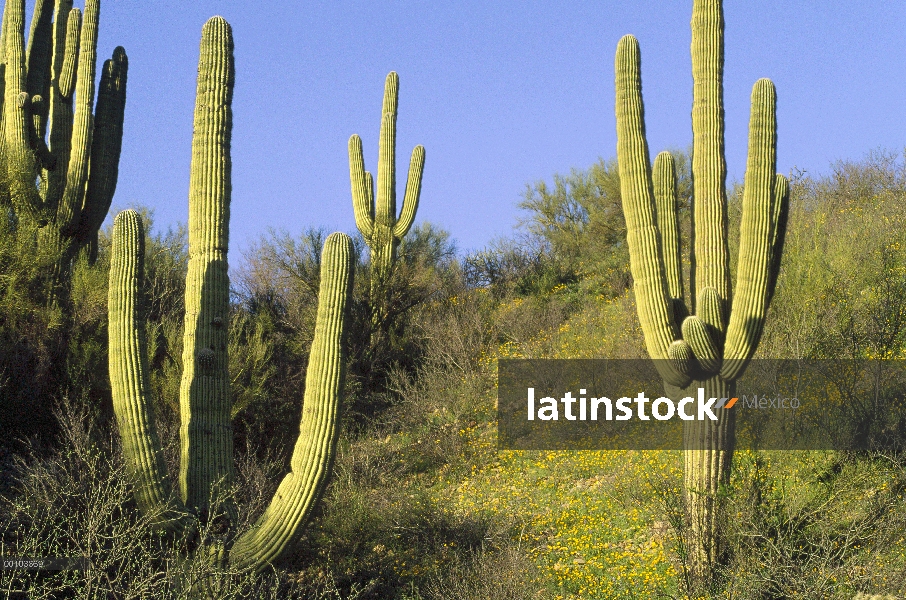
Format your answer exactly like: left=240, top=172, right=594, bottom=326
left=109, top=210, right=190, bottom=533
left=682, top=315, right=720, bottom=374
left=653, top=151, right=684, bottom=309
left=392, top=144, right=425, bottom=239
left=43, top=5, right=77, bottom=210
left=3, top=0, right=42, bottom=219
left=697, top=286, right=724, bottom=343
left=615, top=35, right=689, bottom=387
left=376, top=71, right=398, bottom=227
left=348, top=133, right=374, bottom=240
left=56, top=0, right=98, bottom=234
left=365, top=171, right=373, bottom=210
left=28, top=96, right=55, bottom=170
left=178, top=16, right=235, bottom=515
left=767, top=173, right=789, bottom=303
left=230, top=232, right=354, bottom=570
left=48, top=1, right=73, bottom=90
left=721, top=79, right=777, bottom=381
left=25, top=0, right=53, bottom=134
left=77, top=46, right=127, bottom=243
left=56, top=6, right=78, bottom=97
left=668, top=339, right=696, bottom=380
left=690, top=0, right=730, bottom=311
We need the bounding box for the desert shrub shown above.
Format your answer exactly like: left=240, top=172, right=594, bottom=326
left=0, top=400, right=306, bottom=598
left=462, top=236, right=575, bottom=299
left=761, top=150, right=906, bottom=361
left=233, top=222, right=459, bottom=445
left=517, top=151, right=692, bottom=298
left=0, top=217, right=69, bottom=443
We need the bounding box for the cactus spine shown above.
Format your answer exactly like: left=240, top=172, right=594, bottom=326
left=348, top=71, right=425, bottom=281
left=614, top=0, right=789, bottom=579
left=108, top=17, right=355, bottom=572
left=0, top=0, right=127, bottom=297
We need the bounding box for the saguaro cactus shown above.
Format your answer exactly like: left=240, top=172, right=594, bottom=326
left=108, top=17, right=356, bottom=571
left=348, top=71, right=425, bottom=281
left=0, top=0, right=128, bottom=297
left=614, top=0, right=789, bottom=579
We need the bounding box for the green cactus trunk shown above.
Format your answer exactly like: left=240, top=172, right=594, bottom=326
left=614, top=0, right=789, bottom=582
left=0, top=0, right=128, bottom=306
left=178, top=13, right=235, bottom=519
left=108, top=16, right=355, bottom=573
left=348, top=71, right=425, bottom=324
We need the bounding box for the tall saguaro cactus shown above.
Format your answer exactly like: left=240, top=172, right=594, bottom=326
left=179, top=11, right=234, bottom=520
left=108, top=17, right=356, bottom=572
left=0, top=0, right=128, bottom=299
left=614, top=0, right=789, bottom=580
left=348, top=71, right=425, bottom=282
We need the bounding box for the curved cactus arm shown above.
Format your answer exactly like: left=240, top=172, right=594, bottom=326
left=109, top=210, right=191, bottom=534
left=230, top=232, right=354, bottom=571
left=615, top=35, right=689, bottom=388
left=348, top=134, right=374, bottom=240
left=3, top=0, right=43, bottom=219
left=690, top=0, right=730, bottom=307
left=56, top=6, right=78, bottom=97
left=392, top=144, right=425, bottom=239
left=47, top=0, right=72, bottom=97
left=28, top=95, right=55, bottom=170
left=25, top=0, right=53, bottom=134
left=47, top=0, right=73, bottom=92
left=178, top=15, right=235, bottom=515
left=43, top=4, right=77, bottom=210
left=56, top=0, right=98, bottom=234
left=721, top=79, right=777, bottom=381
left=376, top=71, right=398, bottom=226
left=668, top=339, right=697, bottom=380
left=697, top=286, right=724, bottom=348
left=767, top=173, right=789, bottom=303
left=77, top=46, right=127, bottom=247
left=653, top=151, right=684, bottom=317
left=682, top=315, right=720, bottom=374
left=25, top=0, right=53, bottom=169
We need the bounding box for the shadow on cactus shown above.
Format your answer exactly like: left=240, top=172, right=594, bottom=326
left=107, top=17, right=355, bottom=572
left=613, top=0, right=789, bottom=586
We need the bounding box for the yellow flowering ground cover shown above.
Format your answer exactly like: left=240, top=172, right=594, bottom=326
left=433, top=445, right=683, bottom=598
left=418, top=283, right=906, bottom=598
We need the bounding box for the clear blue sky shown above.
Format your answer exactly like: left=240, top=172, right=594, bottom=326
left=49, top=1, right=906, bottom=256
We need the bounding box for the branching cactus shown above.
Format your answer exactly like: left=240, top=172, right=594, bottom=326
left=348, top=71, right=425, bottom=281
left=108, top=17, right=355, bottom=572
left=0, top=0, right=127, bottom=298
left=614, top=0, right=789, bottom=578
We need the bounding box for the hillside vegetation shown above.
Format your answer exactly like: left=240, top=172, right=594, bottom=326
left=1, top=150, right=905, bottom=598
